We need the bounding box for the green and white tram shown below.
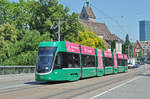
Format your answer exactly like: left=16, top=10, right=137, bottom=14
left=36, top=41, right=81, bottom=81
left=35, top=41, right=128, bottom=82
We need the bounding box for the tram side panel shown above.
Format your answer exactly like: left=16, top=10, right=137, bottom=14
left=53, top=52, right=81, bottom=81
left=58, top=41, right=81, bottom=81
left=117, top=53, right=125, bottom=73
left=103, top=51, right=114, bottom=75
left=80, top=45, right=97, bottom=78
left=123, top=54, right=128, bottom=72
left=117, top=54, right=128, bottom=73
left=113, top=52, right=118, bottom=74
left=96, top=49, right=104, bottom=76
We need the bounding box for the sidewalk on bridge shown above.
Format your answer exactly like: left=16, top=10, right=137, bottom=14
left=0, top=73, right=35, bottom=82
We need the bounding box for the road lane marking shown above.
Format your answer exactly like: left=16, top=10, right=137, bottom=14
left=90, top=76, right=140, bottom=99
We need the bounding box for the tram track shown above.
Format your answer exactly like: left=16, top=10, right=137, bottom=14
left=0, top=80, right=69, bottom=95
left=41, top=67, right=149, bottom=99
left=0, top=66, right=149, bottom=99
left=0, top=81, right=45, bottom=95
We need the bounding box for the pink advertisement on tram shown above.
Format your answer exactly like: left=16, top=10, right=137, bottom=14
left=81, top=45, right=95, bottom=55
left=113, top=52, right=118, bottom=69
left=104, top=51, right=112, bottom=58
left=97, top=49, right=103, bottom=69
left=66, top=42, right=80, bottom=53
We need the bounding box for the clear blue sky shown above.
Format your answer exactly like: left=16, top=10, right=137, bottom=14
left=10, top=0, right=150, bottom=42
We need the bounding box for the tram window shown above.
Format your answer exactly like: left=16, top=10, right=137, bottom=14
left=117, top=59, right=121, bottom=66
left=124, top=60, right=127, bottom=66
left=118, top=60, right=126, bottom=66
left=103, top=58, right=113, bottom=67
left=66, top=53, right=74, bottom=68
left=82, top=55, right=96, bottom=67
left=54, top=53, right=63, bottom=69
left=54, top=52, right=80, bottom=69
left=118, top=59, right=126, bottom=66
left=122, top=60, right=127, bottom=66
left=73, top=54, right=80, bottom=68
left=122, top=60, right=124, bottom=66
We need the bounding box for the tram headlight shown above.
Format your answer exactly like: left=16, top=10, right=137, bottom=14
left=40, top=76, right=44, bottom=79
left=45, top=67, right=48, bottom=69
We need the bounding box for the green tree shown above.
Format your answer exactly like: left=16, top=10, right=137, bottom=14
left=0, top=23, right=17, bottom=62
left=122, top=34, right=131, bottom=57
left=139, top=50, right=143, bottom=58
left=111, top=40, right=116, bottom=52
left=0, top=0, right=31, bottom=29
left=0, top=30, right=51, bottom=65
left=74, top=29, right=106, bottom=50
left=148, top=51, right=150, bottom=57
left=0, top=0, right=106, bottom=65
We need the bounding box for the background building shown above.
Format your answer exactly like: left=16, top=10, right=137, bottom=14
left=139, top=20, right=150, bottom=41
left=139, top=41, right=150, bottom=57
left=133, top=41, right=143, bottom=58
left=79, top=1, right=123, bottom=53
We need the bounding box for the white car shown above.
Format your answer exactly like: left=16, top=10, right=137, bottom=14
left=128, top=63, right=135, bottom=69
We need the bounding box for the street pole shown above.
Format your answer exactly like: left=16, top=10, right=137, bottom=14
left=58, top=19, right=60, bottom=41
left=51, top=19, right=66, bottom=41
left=128, top=45, right=129, bottom=58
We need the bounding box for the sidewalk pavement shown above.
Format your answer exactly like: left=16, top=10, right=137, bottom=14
left=0, top=73, right=35, bottom=82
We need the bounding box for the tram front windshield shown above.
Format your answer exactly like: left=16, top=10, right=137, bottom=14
left=36, top=47, right=57, bottom=73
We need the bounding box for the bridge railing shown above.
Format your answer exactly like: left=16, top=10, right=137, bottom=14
left=0, top=66, right=35, bottom=75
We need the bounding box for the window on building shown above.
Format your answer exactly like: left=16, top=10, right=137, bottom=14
left=82, top=13, right=87, bottom=18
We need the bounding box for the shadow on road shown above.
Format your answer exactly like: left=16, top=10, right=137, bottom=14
left=24, top=81, right=71, bottom=85
left=138, top=73, right=150, bottom=76
left=143, top=74, right=150, bottom=76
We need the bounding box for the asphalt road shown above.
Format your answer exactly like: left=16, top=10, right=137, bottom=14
left=90, top=73, right=150, bottom=99
left=0, top=64, right=150, bottom=99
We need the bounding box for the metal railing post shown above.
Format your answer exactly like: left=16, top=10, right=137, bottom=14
left=3, top=67, right=5, bottom=75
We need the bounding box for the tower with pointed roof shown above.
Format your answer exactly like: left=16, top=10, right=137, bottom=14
left=80, top=0, right=96, bottom=22
left=79, top=0, right=123, bottom=53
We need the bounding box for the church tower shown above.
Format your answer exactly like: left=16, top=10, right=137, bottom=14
left=80, top=0, right=96, bottom=22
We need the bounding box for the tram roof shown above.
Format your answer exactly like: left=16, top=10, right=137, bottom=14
left=39, top=41, right=80, bottom=53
